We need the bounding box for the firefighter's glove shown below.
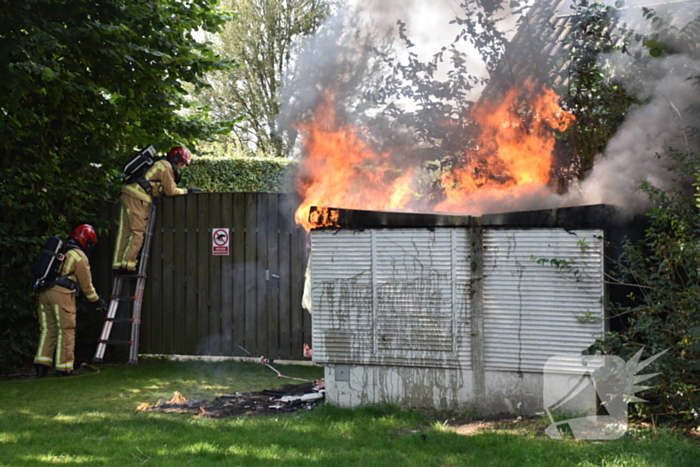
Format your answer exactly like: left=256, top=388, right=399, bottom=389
left=187, top=188, right=203, bottom=194
left=94, top=297, right=108, bottom=313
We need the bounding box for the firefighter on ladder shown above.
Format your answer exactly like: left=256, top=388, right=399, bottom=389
left=34, top=225, right=108, bottom=377
left=112, top=146, right=202, bottom=275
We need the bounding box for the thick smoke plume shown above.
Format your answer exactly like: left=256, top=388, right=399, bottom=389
left=568, top=54, right=700, bottom=213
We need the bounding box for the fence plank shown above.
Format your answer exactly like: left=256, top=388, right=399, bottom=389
left=173, top=195, right=187, bottom=353
left=266, top=194, right=280, bottom=358
left=220, top=193, right=234, bottom=356
left=144, top=200, right=163, bottom=353
left=161, top=197, right=175, bottom=354
left=291, top=218, right=309, bottom=359
left=196, top=195, right=210, bottom=354
left=184, top=195, right=199, bottom=354
left=141, top=207, right=153, bottom=354
left=300, top=228, right=311, bottom=356
left=244, top=193, right=257, bottom=355
left=232, top=193, right=246, bottom=356
left=208, top=193, right=223, bottom=355
left=277, top=194, right=293, bottom=359
left=256, top=195, right=269, bottom=357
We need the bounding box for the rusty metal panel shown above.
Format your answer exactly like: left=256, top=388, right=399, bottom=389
left=482, top=229, right=605, bottom=372
left=312, top=228, right=471, bottom=368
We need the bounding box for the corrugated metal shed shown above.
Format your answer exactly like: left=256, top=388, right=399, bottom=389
left=308, top=204, right=628, bottom=413
left=483, top=229, right=605, bottom=372
left=311, top=224, right=605, bottom=371
left=311, top=228, right=471, bottom=368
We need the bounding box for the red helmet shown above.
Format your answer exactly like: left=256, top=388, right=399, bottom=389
left=166, top=146, right=192, bottom=167
left=70, top=224, right=98, bottom=251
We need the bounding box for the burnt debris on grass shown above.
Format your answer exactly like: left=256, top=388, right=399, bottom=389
left=136, top=380, right=326, bottom=418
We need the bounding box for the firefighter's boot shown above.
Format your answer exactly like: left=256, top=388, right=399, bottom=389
left=34, top=364, right=49, bottom=378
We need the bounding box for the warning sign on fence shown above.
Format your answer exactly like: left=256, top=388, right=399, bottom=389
left=212, top=228, right=229, bottom=256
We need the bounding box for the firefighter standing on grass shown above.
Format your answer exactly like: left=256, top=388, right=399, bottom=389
left=34, top=225, right=107, bottom=377
left=112, top=146, right=202, bottom=275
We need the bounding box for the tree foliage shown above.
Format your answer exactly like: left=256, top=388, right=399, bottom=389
left=553, top=1, right=700, bottom=180
left=556, top=0, right=638, bottom=179
left=366, top=0, right=638, bottom=191
left=639, top=4, right=700, bottom=61
left=370, top=0, right=524, bottom=163
left=197, top=0, right=333, bottom=157
left=0, top=0, right=231, bottom=371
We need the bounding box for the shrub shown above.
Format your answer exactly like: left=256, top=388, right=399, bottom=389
left=591, top=149, right=700, bottom=425
left=180, top=156, right=299, bottom=193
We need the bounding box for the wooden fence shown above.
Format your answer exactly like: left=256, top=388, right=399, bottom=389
left=92, top=193, right=311, bottom=361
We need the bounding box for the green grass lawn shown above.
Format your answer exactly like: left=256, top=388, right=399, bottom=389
left=1, top=358, right=698, bottom=466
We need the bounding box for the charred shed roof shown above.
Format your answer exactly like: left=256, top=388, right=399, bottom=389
left=309, top=204, right=635, bottom=231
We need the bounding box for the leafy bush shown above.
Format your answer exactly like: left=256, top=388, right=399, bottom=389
left=591, top=150, right=700, bottom=424
left=181, top=156, right=299, bottom=193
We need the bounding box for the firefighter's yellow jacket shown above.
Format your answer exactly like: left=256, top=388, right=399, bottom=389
left=121, top=159, right=187, bottom=203
left=54, top=248, right=99, bottom=302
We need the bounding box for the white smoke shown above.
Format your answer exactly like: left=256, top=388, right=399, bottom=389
left=278, top=0, right=488, bottom=129
left=277, top=5, right=389, bottom=134
left=575, top=60, right=700, bottom=210
left=353, top=0, right=460, bottom=56
left=353, top=0, right=493, bottom=92
left=562, top=11, right=700, bottom=214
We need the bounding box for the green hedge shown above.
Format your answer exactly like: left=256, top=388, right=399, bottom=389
left=180, top=156, right=299, bottom=193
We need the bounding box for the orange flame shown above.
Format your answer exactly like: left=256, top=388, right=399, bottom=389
left=308, top=207, right=340, bottom=229
left=436, top=80, right=575, bottom=212
left=294, top=81, right=574, bottom=229
left=294, top=93, right=416, bottom=230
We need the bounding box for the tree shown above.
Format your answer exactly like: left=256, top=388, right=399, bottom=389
left=0, top=0, right=232, bottom=371
left=197, top=0, right=333, bottom=157
left=359, top=0, right=538, bottom=203
left=553, top=1, right=638, bottom=179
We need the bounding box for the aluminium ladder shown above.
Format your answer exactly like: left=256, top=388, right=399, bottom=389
left=94, top=204, right=156, bottom=364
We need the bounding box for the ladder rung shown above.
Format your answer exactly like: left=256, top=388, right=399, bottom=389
left=104, top=317, right=134, bottom=323
left=98, top=339, right=133, bottom=345
left=111, top=295, right=137, bottom=301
